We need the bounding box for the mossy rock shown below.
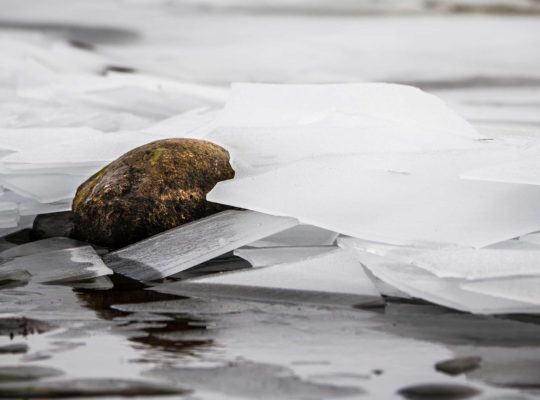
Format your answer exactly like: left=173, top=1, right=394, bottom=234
left=72, top=138, right=234, bottom=248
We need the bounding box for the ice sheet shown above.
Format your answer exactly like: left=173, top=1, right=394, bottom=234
left=235, top=246, right=335, bottom=267
left=461, top=278, right=540, bottom=307
left=354, top=250, right=537, bottom=314
left=0, top=246, right=113, bottom=284
left=153, top=248, right=382, bottom=307
left=0, top=237, right=86, bottom=261
left=208, top=154, right=540, bottom=248
left=411, top=248, right=540, bottom=280
left=247, top=225, right=338, bottom=248
left=104, top=210, right=298, bottom=281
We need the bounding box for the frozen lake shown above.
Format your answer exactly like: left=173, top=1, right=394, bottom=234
left=1, top=0, right=540, bottom=398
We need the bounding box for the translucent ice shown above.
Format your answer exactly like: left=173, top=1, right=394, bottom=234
left=235, top=246, right=335, bottom=267
left=219, top=83, right=478, bottom=139
left=1, top=174, right=86, bottom=203
left=354, top=250, right=536, bottom=314
left=153, top=248, right=382, bottom=307
left=209, top=154, right=540, bottom=247
left=461, top=278, right=540, bottom=307
left=247, top=225, right=338, bottom=248
left=411, top=248, right=540, bottom=280
left=0, top=238, right=86, bottom=261
left=0, top=246, right=113, bottom=284
left=104, top=210, right=298, bottom=282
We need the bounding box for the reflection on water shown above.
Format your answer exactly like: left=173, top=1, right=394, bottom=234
left=2, top=274, right=540, bottom=398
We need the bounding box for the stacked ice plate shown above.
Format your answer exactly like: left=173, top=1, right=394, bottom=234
left=106, top=83, right=540, bottom=314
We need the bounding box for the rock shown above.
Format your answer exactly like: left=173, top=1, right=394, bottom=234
left=435, top=356, right=482, bottom=376
left=0, top=343, right=28, bottom=354
left=72, top=139, right=235, bottom=248
left=31, top=211, right=75, bottom=241
left=398, top=383, right=480, bottom=400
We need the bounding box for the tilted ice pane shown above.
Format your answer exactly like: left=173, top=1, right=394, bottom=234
left=461, top=278, right=540, bottom=306
left=0, top=237, right=86, bottom=261
left=354, top=250, right=536, bottom=314
left=104, top=210, right=298, bottom=282
left=153, top=248, right=382, bottom=307
left=235, top=246, right=335, bottom=268
left=208, top=155, right=540, bottom=248
left=247, top=225, right=338, bottom=248
left=219, top=83, right=479, bottom=139
left=412, top=248, right=540, bottom=280
left=0, top=246, right=113, bottom=284
left=462, top=155, right=540, bottom=186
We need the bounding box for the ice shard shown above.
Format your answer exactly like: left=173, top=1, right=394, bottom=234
left=153, top=248, right=382, bottom=307
left=104, top=210, right=298, bottom=282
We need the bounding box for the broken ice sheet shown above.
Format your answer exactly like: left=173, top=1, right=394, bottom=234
left=235, top=246, right=335, bottom=267
left=0, top=246, right=112, bottom=284
left=354, top=250, right=537, bottom=314
left=411, top=247, right=540, bottom=280
left=208, top=154, right=540, bottom=248
left=0, top=237, right=86, bottom=261
left=153, top=248, right=382, bottom=308
left=245, top=225, right=338, bottom=248
left=104, top=210, right=298, bottom=282
left=461, top=277, right=540, bottom=307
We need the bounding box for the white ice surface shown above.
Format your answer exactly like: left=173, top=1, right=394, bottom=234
left=209, top=154, right=540, bottom=248
left=462, top=155, right=540, bottom=186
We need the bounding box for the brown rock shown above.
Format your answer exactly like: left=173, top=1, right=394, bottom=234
left=72, top=138, right=234, bottom=248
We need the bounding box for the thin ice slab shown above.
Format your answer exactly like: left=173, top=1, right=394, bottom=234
left=104, top=210, right=298, bottom=282
left=0, top=237, right=86, bottom=261
left=354, top=250, right=536, bottom=314
left=153, top=248, right=382, bottom=308
left=461, top=277, right=540, bottom=306
left=209, top=155, right=540, bottom=248
left=235, top=246, right=335, bottom=267
left=411, top=248, right=540, bottom=280
left=0, top=246, right=112, bottom=284
left=246, top=225, right=338, bottom=248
